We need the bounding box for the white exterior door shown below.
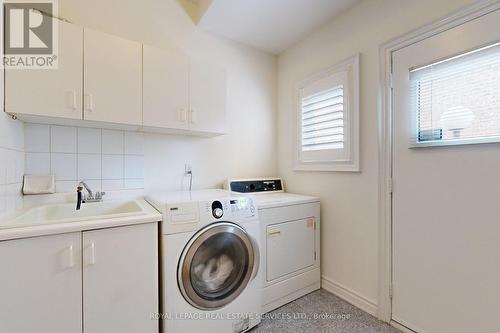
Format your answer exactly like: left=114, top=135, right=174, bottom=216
left=5, top=19, right=83, bottom=119
left=143, top=45, right=189, bottom=130
left=84, top=28, right=142, bottom=126
left=392, top=9, right=500, bottom=333
left=189, top=59, right=226, bottom=134
left=0, top=233, right=82, bottom=333
left=82, top=223, right=158, bottom=333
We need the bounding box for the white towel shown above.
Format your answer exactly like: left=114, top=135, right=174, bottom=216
left=23, top=175, right=56, bottom=195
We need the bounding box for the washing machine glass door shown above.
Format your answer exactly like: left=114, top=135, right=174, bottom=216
left=178, top=222, right=255, bottom=310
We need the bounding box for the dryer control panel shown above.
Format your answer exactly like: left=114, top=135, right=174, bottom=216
left=228, top=179, right=284, bottom=194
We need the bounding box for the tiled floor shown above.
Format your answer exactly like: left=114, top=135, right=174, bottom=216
left=250, top=289, right=400, bottom=333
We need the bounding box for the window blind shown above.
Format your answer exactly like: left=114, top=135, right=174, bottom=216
left=410, top=42, right=500, bottom=143
left=301, top=85, right=344, bottom=151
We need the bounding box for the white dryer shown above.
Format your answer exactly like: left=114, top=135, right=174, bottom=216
left=227, top=179, right=320, bottom=313
left=146, top=190, right=261, bottom=333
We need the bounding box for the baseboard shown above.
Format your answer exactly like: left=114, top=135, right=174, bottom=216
left=390, top=320, right=418, bottom=333
left=321, top=276, right=377, bottom=316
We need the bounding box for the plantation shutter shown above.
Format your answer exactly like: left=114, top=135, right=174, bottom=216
left=301, top=85, right=345, bottom=151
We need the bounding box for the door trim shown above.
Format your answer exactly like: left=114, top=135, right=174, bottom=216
left=377, top=0, right=500, bottom=323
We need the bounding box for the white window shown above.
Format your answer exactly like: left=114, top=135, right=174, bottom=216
left=410, top=42, right=500, bottom=146
left=295, top=55, right=359, bottom=172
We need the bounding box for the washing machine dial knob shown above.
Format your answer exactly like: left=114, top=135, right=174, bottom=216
left=213, top=207, right=223, bottom=219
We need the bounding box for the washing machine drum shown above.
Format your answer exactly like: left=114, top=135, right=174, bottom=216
left=178, top=222, right=256, bottom=310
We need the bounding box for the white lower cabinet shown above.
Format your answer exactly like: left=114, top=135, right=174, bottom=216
left=83, top=223, right=159, bottom=333
left=0, top=223, right=158, bottom=333
left=0, top=232, right=83, bottom=333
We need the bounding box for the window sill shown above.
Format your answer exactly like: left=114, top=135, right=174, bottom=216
left=409, top=135, right=500, bottom=148
left=294, top=161, right=360, bottom=172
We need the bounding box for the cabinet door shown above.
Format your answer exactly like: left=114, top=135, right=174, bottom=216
left=0, top=233, right=82, bottom=333
left=266, top=218, right=316, bottom=281
left=83, top=223, right=158, bottom=333
left=189, top=59, right=226, bottom=134
left=5, top=19, right=83, bottom=119
left=143, top=45, right=189, bottom=130
left=84, top=29, right=142, bottom=125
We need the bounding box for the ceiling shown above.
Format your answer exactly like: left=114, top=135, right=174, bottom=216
left=196, top=0, right=359, bottom=54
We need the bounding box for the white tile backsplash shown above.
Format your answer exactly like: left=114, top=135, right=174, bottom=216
left=124, top=179, right=144, bottom=190
left=6, top=150, right=23, bottom=184
left=78, top=154, right=101, bottom=180
left=78, top=128, right=102, bottom=154
left=51, top=126, right=77, bottom=153
left=0, top=113, right=24, bottom=216
left=124, top=132, right=144, bottom=155
left=25, top=124, right=144, bottom=193
left=102, top=179, right=123, bottom=191
left=55, top=180, right=77, bottom=193
left=0, top=148, right=7, bottom=185
left=25, top=152, right=51, bottom=176
left=25, top=124, right=50, bottom=153
left=102, top=129, right=124, bottom=155
left=124, top=155, right=144, bottom=179
left=51, top=153, right=77, bottom=181
left=102, top=155, right=123, bottom=180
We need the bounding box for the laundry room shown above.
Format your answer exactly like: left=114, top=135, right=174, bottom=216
left=1, top=0, right=499, bottom=332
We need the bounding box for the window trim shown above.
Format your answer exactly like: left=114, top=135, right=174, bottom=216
left=294, top=54, right=360, bottom=172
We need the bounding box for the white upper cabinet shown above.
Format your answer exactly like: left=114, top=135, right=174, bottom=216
left=5, top=19, right=83, bottom=120
left=189, top=59, right=227, bottom=134
left=143, top=45, right=189, bottom=130
left=84, top=29, right=142, bottom=126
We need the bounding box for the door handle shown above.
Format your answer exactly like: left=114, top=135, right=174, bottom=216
left=67, top=245, right=75, bottom=269
left=189, top=108, right=196, bottom=124
left=268, top=229, right=281, bottom=236
left=69, top=90, right=77, bottom=110
left=85, top=94, right=94, bottom=112
left=86, top=242, right=96, bottom=266
left=178, top=108, right=187, bottom=122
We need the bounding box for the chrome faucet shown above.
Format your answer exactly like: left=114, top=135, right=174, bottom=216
left=79, top=181, right=93, bottom=199
left=76, top=181, right=105, bottom=210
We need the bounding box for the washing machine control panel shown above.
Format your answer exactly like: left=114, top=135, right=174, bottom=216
left=202, top=197, right=256, bottom=221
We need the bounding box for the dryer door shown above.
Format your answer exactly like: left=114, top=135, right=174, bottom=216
left=178, top=222, right=256, bottom=310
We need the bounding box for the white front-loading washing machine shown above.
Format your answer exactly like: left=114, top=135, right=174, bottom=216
left=146, top=190, right=261, bottom=333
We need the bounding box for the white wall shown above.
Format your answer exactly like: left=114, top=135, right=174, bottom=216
left=277, top=0, right=477, bottom=310
left=60, top=0, right=278, bottom=191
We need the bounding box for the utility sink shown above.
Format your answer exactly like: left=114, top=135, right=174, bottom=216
left=0, top=200, right=149, bottom=230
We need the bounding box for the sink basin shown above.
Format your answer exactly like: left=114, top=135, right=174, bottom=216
left=0, top=200, right=148, bottom=229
